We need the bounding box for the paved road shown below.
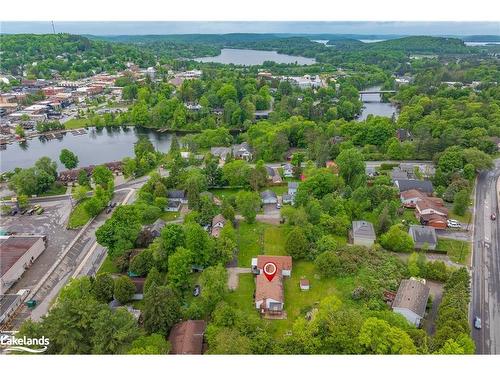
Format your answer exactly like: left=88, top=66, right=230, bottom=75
left=471, top=160, right=500, bottom=354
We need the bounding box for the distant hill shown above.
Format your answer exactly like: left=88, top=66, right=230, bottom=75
left=364, top=36, right=472, bottom=54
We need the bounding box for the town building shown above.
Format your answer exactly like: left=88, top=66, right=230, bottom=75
left=282, top=163, right=293, bottom=178
left=351, top=221, right=376, bottom=247
left=169, top=320, right=207, bottom=354
left=266, top=166, right=282, bottom=184
left=392, top=279, right=430, bottom=326
left=409, top=225, right=438, bottom=250
left=0, top=289, right=30, bottom=325
left=0, top=235, right=46, bottom=294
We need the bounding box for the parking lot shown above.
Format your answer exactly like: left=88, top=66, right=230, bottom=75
left=0, top=197, right=78, bottom=294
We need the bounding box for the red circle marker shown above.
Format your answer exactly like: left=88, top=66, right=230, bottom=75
left=263, top=262, right=277, bottom=282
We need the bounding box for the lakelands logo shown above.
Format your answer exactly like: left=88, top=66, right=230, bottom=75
left=0, top=332, right=49, bottom=353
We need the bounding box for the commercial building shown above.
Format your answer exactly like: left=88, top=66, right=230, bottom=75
left=0, top=235, right=46, bottom=294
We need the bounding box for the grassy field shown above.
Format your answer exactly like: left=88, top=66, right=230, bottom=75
left=67, top=199, right=91, bottom=229
left=97, top=256, right=119, bottom=274
left=236, top=222, right=287, bottom=266
left=436, top=238, right=471, bottom=265
left=161, top=211, right=180, bottom=221
left=38, top=183, right=67, bottom=197
left=225, top=273, right=259, bottom=317
left=448, top=210, right=472, bottom=224
left=209, top=188, right=242, bottom=201
left=64, top=118, right=91, bottom=130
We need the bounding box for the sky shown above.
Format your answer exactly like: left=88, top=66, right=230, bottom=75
left=1, top=21, right=499, bottom=36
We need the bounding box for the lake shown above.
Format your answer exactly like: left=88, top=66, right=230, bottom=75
left=0, top=127, right=173, bottom=172
left=194, top=48, right=316, bottom=66
left=358, top=86, right=398, bottom=121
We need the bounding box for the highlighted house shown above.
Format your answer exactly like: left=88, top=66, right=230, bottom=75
left=252, top=255, right=292, bottom=317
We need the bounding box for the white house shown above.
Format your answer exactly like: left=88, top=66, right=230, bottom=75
left=392, top=279, right=430, bottom=326
left=351, top=221, right=376, bottom=247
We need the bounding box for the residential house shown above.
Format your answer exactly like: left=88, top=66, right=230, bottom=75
left=211, top=214, right=226, bottom=238
left=400, top=189, right=427, bottom=208
left=266, top=166, right=282, bottom=184
left=282, top=194, right=294, bottom=205
left=166, top=200, right=182, bottom=212
left=261, top=190, right=278, bottom=205
left=169, top=320, right=207, bottom=355
left=210, top=146, right=232, bottom=165
left=415, top=198, right=448, bottom=219
left=391, top=167, right=410, bottom=182
left=396, top=128, right=413, bottom=142
left=392, top=279, right=430, bottom=326
left=409, top=225, right=438, bottom=250
left=232, top=142, right=253, bottom=161
left=148, top=219, right=166, bottom=238
left=395, top=179, right=434, bottom=195
left=283, top=163, right=294, bottom=178
left=288, top=182, right=299, bottom=195
left=252, top=255, right=293, bottom=316
left=167, top=190, right=188, bottom=204
left=351, top=221, right=376, bottom=247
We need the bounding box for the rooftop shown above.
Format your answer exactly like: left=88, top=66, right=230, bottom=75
left=409, top=225, right=437, bottom=245
left=256, top=255, right=292, bottom=272
left=352, top=221, right=376, bottom=240
left=255, top=273, right=283, bottom=303
left=392, top=279, right=430, bottom=318
left=0, top=236, right=40, bottom=277
left=395, top=179, right=434, bottom=194
left=169, top=320, right=206, bottom=355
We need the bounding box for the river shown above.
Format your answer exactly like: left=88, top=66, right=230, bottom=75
left=0, top=126, right=173, bottom=172
left=194, top=48, right=316, bottom=66
left=357, top=86, right=398, bottom=121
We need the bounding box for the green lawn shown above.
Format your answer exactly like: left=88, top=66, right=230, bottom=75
left=161, top=211, right=180, bottom=221
left=67, top=199, right=91, bottom=229
left=436, top=238, right=471, bottom=265
left=38, top=183, right=67, bottom=197
left=448, top=210, right=472, bottom=224
left=236, top=222, right=287, bottom=266
left=97, top=256, right=119, bottom=274
left=225, top=273, right=259, bottom=317
left=64, top=118, right=91, bottom=130
left=265, top=185, right=288, bottom=196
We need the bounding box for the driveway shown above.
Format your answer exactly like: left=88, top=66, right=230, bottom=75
left=227, top=267, right=251, bottom=290
left=436, top=229, right=472, bottom=241
left=423, top=280, right=444, bottom=336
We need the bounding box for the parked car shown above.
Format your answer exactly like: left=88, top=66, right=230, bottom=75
left=193, top=285, right=201, bottom=297
left=447, top=219, right=461, bottom=229
left=27, top=208, right=35, bottom=215
left=111, top=202, right=117, bottom=208
left=474, top=316, right=482, bottom=329
left=20, top=208, right=27, bottom=215
left=105, top=206, right=113, bottom=214
left=276, top=203, right=282, bottom=209
left=35, top=207, right=44, bottom=215
left=10, top=208, right=18, bottom=216
left=491, top=213, right=496, bottom=221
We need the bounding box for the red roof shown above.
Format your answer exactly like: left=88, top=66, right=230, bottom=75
left=255, top=273, right=283, bottom=303
left=169, top=320, right=206, bottom=355
left=256, top=255, right=292, bottom=273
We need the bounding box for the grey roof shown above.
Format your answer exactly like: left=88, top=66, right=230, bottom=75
left=409, top=225, right=437, bottom=245
left=210, top=147, right=231, bottom=157
left=167, top=200, right=182, bottom=208
left=395, top=179, right=433, bottom=194
left=167, top=190, right=186, bottom=199
left=352, top=221, right=376, bottom=240
left=266, top=166, right=276, bottom=176
left=391, top=168, right=409, bottom=181
left=232, top=142, right=252, bottom=157
left=288, top=181, right=299, bottom=189
left=393, top=279, right=430, bottom=317
left=282, top=193, right=293, bottom=202
left=0, top=294, right=21, bottom=323
left=261, top=190, right=277, bottom=200
left=151, top=219, right=166, bottom=233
